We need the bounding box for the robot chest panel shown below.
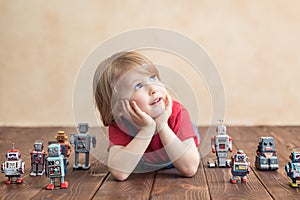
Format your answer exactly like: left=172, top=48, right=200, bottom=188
left=4, top=161, right=21, bottom=175
left=233, top=163, right=248, bottom=173
left=292, top=163, right=300, bottom=173
left=47, top=158, right=64, bottom=177
left=32, top=153, right=45, bottom=164
left=76, top=136, right=89, bottom=152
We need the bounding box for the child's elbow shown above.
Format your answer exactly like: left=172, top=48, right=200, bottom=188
left=179, top=157, right=200, bottom=177
left=180, top=165, right=198, bottom=177
left=109, top=168, right=130, bottom=181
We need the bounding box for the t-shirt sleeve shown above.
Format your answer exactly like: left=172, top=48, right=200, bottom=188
left=108, top=123, right=131, bottom=150
left=169, top=101, right=199, bottom=147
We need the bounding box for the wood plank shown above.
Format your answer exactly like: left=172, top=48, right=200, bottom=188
left=150, top=159, right=210, bottom=200
left=93, top=172, right=156, bottom=200
left=202, top=126, right=273, bottom=199
left=230, top=126, right=300, bottom=199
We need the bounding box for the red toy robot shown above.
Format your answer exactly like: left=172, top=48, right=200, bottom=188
left=1, top=143, right=25, bottom=184
left=30, top=140, right=46, bottom=176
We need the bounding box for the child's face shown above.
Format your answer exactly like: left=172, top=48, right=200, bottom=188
left=115, top=66, right=168, bottom=119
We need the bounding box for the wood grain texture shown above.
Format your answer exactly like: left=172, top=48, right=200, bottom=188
left=150, top=159, right=210, bottom=200
left=1, top=126, right=300, bottom=199
left=93, top=172, right=156, bottom=200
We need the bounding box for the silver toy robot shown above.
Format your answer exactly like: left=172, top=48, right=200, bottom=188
left=1, top=143, right=25, bottom=184
left=70, top=123, right=96, bottom=170
left=208, top=120, right=233, bottom=168
left=45, top=142, right=68, bottom=190
left=30, top=140, right=46, bottom=176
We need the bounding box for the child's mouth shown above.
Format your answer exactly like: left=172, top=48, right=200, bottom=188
left=150, top=97, right=162, bottom=106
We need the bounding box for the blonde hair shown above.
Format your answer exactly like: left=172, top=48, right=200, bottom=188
left=94, top=51, right=160, bottom=126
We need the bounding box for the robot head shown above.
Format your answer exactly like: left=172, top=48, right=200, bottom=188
left=78, top=123, right=89, bottom=134
left=34, top=140, right=44, bottom=151
left=290, top=149, right=300, bottom=163
left=6, top=143, right=21, bottom=161
left=7, top=150, right=20, bottom=161
left=234, top=150, right=247, bottom=162
left=259, top=137, right=275, bottom=152
left=48, top=143, right=61, bottom=157
left=55, top=131, right=68, bottom=142
left=216, top=120, right=226, bottom=135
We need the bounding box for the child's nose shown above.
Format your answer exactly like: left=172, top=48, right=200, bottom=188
left=148, top=84, right=158, bottom=95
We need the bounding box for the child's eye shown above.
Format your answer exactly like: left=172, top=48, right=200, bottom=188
left=150, top=75, right=157, bottom=82
left=135, top=83, right=143, bottom=90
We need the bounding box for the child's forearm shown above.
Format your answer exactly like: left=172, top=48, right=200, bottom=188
left=158, top=125, right=200, bottom=177
left=108, top=125, right=155, bottom=181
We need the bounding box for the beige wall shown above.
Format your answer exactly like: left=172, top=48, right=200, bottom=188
left=1, top=0, right=300, bottom=126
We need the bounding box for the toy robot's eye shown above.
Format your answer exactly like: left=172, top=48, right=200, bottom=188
left=269, top=142, right=273, bottom=146
left=264, top=142, right=268, bottom=146
left=241, top=156, right=244, bottom=159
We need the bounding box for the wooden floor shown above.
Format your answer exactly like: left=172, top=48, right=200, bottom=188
left=0, top=126, right=300, bottom=200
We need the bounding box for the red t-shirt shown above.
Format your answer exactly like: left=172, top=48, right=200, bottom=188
left=108, top=101, right=198, bottom=164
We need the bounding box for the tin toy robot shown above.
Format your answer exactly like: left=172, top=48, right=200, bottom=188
left=285, top=149, right=300, bottom=187
left=1, top=143, right=25, bottom=184
left=208, top=120, right=233, bottom=168
left=255, top=137, right=278, bottom=170
left=45, top=142, right=68, bottom=190
left=230, top=150, right=250, bottom=184
left=55, top=131, right=72, bottom=158
left=30, top=140, right=46, bottom=176
left=55, top=130, right=72, bottom=172
left=70, top=123, right=96, bottom=170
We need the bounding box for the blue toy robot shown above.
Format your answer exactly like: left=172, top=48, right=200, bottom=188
left=230, top=150, right=250, bottom=184
left=285, top=149, right=300, bottom=187
left=45, top=143, right=68, bottom=190
left=70, top=123, right=96, bottom=170
left=255, top=137, right=278, bottom=170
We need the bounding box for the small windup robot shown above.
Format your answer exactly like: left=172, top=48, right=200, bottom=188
left=208, top=120, right=233, bottom=168
left=255, top=137, right=278, bottom=170
left=30, top=140, right=46, bottom=176
left=285, top=149, right=300, bottom=187
left=70, top=123, right=96, bottom=170
left=230, top=150, right=250, bottom=184
left=1, top=143, right=25, bottom=184
left=45, top=142, right=68, bottom=190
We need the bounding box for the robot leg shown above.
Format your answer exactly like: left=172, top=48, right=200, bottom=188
left=60, top=176, right=68, bottom=189
left=241, top=175, right=247, bottom=183
left=83, top=152, right=90, bottom=170
left=73, top=152, right=79, bottom=169
left=46, top=178, right=55, bottom=190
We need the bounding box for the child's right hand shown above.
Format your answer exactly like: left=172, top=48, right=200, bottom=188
left=121, top=99, right=155, bottom=128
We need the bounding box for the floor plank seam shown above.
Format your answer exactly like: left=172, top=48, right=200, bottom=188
left=148, top=171, right=158, bottom=200
left=90, top=172, right=111, bottom=200
left=250, top=166, right=275, bottom=200
left=201, top=158, right=213, bottom=200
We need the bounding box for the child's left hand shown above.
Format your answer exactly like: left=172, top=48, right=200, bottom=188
left=154, top=93, right=173, bottom=131
left=122, top=99, right=155, bottom=128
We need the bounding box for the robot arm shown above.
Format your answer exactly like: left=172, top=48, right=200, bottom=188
left=20, top=162, right=25, bottom=174
left=247, top=162, right=251, bottom=173
left=229, top=136, right=233, bottom=152
left=211, top=136, right=216, bottom=153
left=70, top=133, right=75, bottom=146
left=92, top=135, right=96, bottom=148
left=1, top=163, right=4, bottom=173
